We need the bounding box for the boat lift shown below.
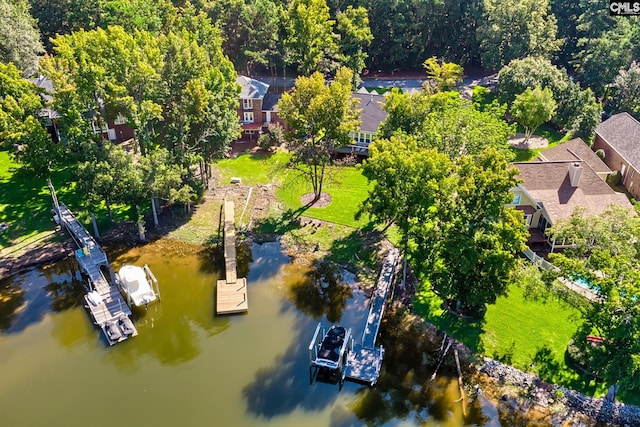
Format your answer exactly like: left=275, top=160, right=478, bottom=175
left=309, top=323, right=352, bottom=389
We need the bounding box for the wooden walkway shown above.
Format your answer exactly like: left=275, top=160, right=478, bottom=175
left=343, top=248, right=400, bottom=385
left=54, top=200, right=137, bottom=345
left=216, top=200, right=248, bottom=314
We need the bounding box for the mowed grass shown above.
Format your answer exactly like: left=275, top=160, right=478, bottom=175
left=0, top=148, right=134, bottom=252
left=413, top=282, right=614, bottom=399
left=216, top=151, right=291, bottom=186
left=215, top=151, right=372, bottom=228
left=276, top=166, right=372, bottom=227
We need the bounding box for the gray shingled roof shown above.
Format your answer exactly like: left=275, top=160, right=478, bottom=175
left=514, top=160, right=632, bottom=224
left=262, top=93, right=280, bottom=112
left=595, top=112, right=640, bottom=169
left=352, top=93, right=387, bottom=133
left=537, top=137, right=611, bottom=174
left=237, top=75, right=269, bottom=100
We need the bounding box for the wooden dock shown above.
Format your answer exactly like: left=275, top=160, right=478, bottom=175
left=343, top=248, right=399, bottom=385
left=309, top=248, right=400, bottom=387
left=50, top=186, right=138, bottom=345
left=216, top=200, right=248, bottom=314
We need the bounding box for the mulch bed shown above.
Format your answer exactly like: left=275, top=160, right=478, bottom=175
left=300, top=192, right=332, bottom=208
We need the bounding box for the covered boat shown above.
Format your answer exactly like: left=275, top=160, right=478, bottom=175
left=313, top=325, right=349, bottom=370
left=117, top=264, right=158, bottom=307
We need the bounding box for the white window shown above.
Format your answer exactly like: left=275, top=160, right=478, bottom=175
left=114, top=114, right=127, bottom=125
left=524, top=214, right=532, bottom=228
left=243, top=112, right=254, bottom=123
left=265, top=111, right=271, bottom=123
left=243, top=99, right=253, bottom=110
left=512, top=194, right=521, bottom=205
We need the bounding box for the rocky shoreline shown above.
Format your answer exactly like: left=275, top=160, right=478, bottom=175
left=479, top=358, right=640, bottom=426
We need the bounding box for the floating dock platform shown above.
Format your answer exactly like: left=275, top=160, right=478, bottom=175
left=216, top=200, right=248, bottom=314
left=309, top=248, right=400, bottom=387
left=49, top=180, right=138, bottom=345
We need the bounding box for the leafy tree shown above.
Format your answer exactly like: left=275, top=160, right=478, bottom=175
left=75, top=141, right=142, bottom=221
left=359, top=134, right=454, bottom=237
left=380, top=90, right=514, bottom=159
left=421, top=149, right=527, bottom=314
left=335, top=5, right=372, bottom=88
left=278, top=67, right=360, bottom=202
left=546, top=206, right=640, bottom=393
left=497, top=56, right=567, bottom=106
left=101, top=0, right=176, bottom=34
left=572, top=19, right=639, bottom=96
left=610, top=61, right=640, bottom=119
left=423, top=56, right=464, bottom=92
left=511, top=86, right=557, bottom=142
left=239, top=0, right=284, bottom=76
left=361, top=141, right=527, bottom=315
left=497, top=56, right=602, bottom=140
left=477, top=0, right=560, bottom=71
left=285, top=0, right=338, bottom=75
left=0, top=63, right=61, bottom=176
left=28, top=0, right=104, bottom=52
left=0, top=0, right=44, bottom=75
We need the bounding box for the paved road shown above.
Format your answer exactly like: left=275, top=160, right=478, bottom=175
left=253, top=74, right=498, bottom=92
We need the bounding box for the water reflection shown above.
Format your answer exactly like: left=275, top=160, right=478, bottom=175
left=0, top=259, right=82, bottom=333
left=0, top=237, right=507, bottom=426
left=287, top=261, right=353, bottom=323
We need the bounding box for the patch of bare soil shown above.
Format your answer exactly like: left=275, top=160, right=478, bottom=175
left=508, top=134, right=549, bottom=150
left=300, top=192, right=332, bottom=208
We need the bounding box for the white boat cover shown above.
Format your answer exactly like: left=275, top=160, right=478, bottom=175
left=118, top=265, right=157, bottom=306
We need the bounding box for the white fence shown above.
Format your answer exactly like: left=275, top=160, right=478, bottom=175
left=523, top=248, right=555, bottom=271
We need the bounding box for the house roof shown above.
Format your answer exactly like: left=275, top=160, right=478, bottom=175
left=513, top=160, right=632, bottom=224
left=595, top=112, right=640, bottom=169
left=262, top=93, right=280, bottom=112
left=352, top=93, right=387, bottom=133
left=536, top=137, right=611, bottom=174
left=237, top=75, right=269, bottom=100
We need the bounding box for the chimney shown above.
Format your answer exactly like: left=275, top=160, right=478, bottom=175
left=569, top=162, right=583, bottom=187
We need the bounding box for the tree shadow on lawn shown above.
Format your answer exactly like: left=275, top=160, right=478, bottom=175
left=326, top=222, right=387, bottom=272
left=533, top=345, right=600, bottom=398
left=413, top=288, right=485, bottom=355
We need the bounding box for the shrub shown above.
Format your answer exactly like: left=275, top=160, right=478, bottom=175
left=595, top=149, right=605, bottom=160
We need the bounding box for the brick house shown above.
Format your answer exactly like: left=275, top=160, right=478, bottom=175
left=592, top=112, right=640, bottom=200
left=29, top=75, right=135, bottom=144
left=236, top=75, right=282, bottom=140
left=509, top=138, right=633, bottom=252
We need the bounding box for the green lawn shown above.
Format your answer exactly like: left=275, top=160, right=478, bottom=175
left=413, top=282, right=615, bottom=400
left=215, top=151, right=373, bottom=228
left=509, top=123, right=573, bottom=162
left=275, top=165, right=372, bottom=228
left=0, top=148, right=134, bottom=251
left=216, top=151, right=291, bottom=186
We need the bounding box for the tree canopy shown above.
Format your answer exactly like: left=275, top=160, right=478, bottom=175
left=278, top=67, right=360, bottom=201
left=0, top=0, right=43, bottom=75
left=546, top=206, right=640, bottom=394
left=511, top=86, right=557, bottom=142
left=361, top=137, right=527, bottom=314
left=380, top=90, right=514, bottom=159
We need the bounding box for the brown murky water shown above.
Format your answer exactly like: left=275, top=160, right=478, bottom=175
left=0, top=238, right=497, bottom=426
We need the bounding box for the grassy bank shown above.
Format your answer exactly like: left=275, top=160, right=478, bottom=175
left=0, top=148, right=134, bottom=253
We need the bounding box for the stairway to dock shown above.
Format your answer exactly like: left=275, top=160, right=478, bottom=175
left=216, top=200, right=248, bottom=314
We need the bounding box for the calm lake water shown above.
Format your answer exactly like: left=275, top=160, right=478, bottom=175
left=0, top=238, right=496, bottom=426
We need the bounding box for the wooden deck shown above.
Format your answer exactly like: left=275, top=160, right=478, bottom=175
left=55, top=200, right=138, bottom=345
left=216, top=200, right=248, bottom=315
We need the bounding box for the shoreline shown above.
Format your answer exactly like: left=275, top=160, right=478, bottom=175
left=2, top=220, right=638, bottom=426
